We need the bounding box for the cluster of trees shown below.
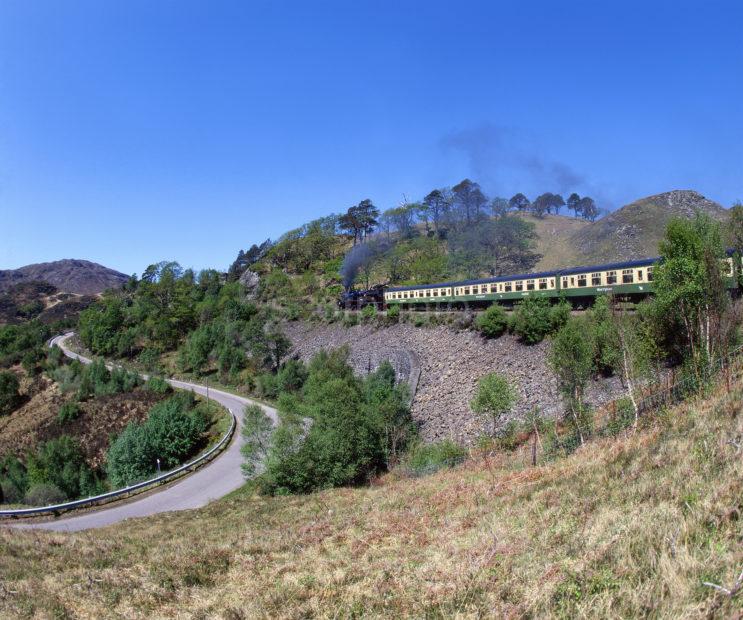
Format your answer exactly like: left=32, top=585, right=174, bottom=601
left=547, top=213, right=734, bottom=449
left=78, top=262, right=293, bottom=388
left=0, top=436, right=102, bottom=505
left=106, top=392, right=210, bottom=487
left=241, top=347, right=414, bottom=494
left=45, top=349, right=141, bottom=402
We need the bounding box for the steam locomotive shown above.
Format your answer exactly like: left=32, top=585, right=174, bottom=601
left=337, top=285, right=386, bottom=310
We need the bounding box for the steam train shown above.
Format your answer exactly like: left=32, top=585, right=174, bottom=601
left=338, top=253, right=740, bottom=311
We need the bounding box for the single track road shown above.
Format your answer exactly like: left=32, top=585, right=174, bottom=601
left=7, top=333, right=277, bottom=532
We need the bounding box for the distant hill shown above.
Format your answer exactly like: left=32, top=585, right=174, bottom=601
left=0, top=259, right=128, bottom=295
left=531, top=190, right=728, bottom=271
left=0, top=280, right=97, bottom=325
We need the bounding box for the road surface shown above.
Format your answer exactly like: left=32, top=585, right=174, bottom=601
left=9, top=333, right=277, bottom=532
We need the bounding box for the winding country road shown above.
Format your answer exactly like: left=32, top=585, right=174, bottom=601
left=10, top=333, right=278, bottom=532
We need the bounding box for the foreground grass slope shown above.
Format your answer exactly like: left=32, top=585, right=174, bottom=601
left=2, top=376, right=742, bottom=618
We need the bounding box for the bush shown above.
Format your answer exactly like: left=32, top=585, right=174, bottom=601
left=24, top=483, right=66, bottom=507
left=511, top=298, right=553, bottom=344
left=26, top=435, right=100, bottom=500
left=360, top=304, right=377, bottom=322
left=146, top=376, right=172, bottom=394
left=386, top=304, right=400, bottom=322
left=0, top=371, right=21, bottom=416
left=256, top=372, right=280, bottom=399
left=402, top=439, right=466, bottom=477
left=342, top=313, right=358, bottom=328
left=476, top=304, right=508, bottom=338
left=549, top=299, right=572, bottom=332
left=57, top=401, right=81, bottom=424
left=604, top=398, right=635, bottom=436
left=138, top=347, right=162, bottom=372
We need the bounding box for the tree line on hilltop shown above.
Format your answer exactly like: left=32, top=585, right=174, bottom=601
left=226, top=179, right=599, bottom=291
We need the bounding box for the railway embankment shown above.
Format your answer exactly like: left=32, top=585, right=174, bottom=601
left=284, top=321, right=626, bottom=445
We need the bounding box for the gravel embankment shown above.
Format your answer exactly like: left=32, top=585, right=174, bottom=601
left=284, top=321, right=625, bottom=445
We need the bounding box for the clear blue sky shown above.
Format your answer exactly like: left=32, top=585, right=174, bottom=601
left=1, top=1, right=741, bottom=275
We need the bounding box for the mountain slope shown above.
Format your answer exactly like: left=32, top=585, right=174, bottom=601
left=0, top=259, right=128, bottom=295
left=567, top=190, right=728, bottom=266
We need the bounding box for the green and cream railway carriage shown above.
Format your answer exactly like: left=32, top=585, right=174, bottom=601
left=384, top=254, right=738, bottom=308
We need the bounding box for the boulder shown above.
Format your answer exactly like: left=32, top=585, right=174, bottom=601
left=239, top=270, right=260, bottom=299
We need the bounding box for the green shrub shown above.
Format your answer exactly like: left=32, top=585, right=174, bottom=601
left=256, top=372, right=280, bottom=399
left=57, top=401, right=81, bottom=424
left=476, top=304, right=508, bottom=338
left=0, top=371, right=21, bottom=416
left=146, top=376, right=172, bottom=394
left=511, top=298, right=553, bottom=344
left=413, top=315, right=428, bottom=328
left=77, top=360, right=140, bottom=400
left=138, top=347, right=162, bottom=372
left=471, top=372, right=518, bottom=435
left=386, top=304, right=400, bottom=322
left=402, top=440, right=466, bottom=477
left=496, top=420, right=522, bottom=451
left=342, top=313, right=358, bottom=327
left=276, top=360, right=307, bottom=393
left=360, top=304, right=377, bottom=322
left=604, top=398, right=635, bottom=436
left=26, top=435, right=101, bottom=500
left=0, top=455, right=28, bottom=503
left=549, top=299, right=572, bottom=332
left=24, top=483, right=67, bottom=507
left=47, top=344, right=64, bottom=369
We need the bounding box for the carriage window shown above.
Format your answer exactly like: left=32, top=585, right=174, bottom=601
left=622, top=269, right=634, bottom=284
left=515, top=282, right=523, bottom=291
left=526, top=279, right=535, bottom=291
left=647, top=268, right=653, bottom=282
left=606, top=271, right=617, bottom=284
left=726, top=260, right=734, bottom=275
left=432, top=290, right=438, bottom=296
left=637, top=270, right=643, bottom=281
left=591, top=273, right=602, bottom=286
left=425, top=290, right=430, bottom=297
left=504, top=282, right=512, bottom=292
left=464, top=287, right=470, bottom=295
left=562, top=277, right=569, bottom=288
left=472, top=286, right=479, bottom=294
left=539, top=278, right=548, bottom=290
left=577, top=274, right=587, bottom=287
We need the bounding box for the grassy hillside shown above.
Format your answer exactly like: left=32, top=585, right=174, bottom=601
left=520, top=213, right=589, bottom=271
left=2, top=373, right=742, bottom=618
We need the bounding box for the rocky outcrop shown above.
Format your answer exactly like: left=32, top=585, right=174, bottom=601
left=284, top=322, right=626, bottom=445
left=239, top=270, right=261, bottom=299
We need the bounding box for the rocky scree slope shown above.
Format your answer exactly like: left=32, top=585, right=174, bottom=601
left=285, top=322, right=625, bottom=444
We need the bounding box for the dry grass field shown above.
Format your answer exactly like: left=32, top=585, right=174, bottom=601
left=1, top=376, right=742, bottom=618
